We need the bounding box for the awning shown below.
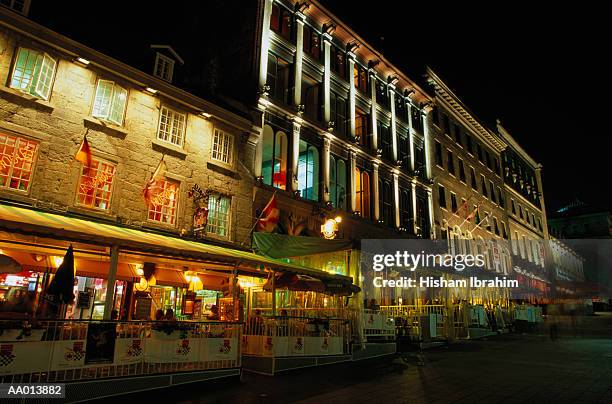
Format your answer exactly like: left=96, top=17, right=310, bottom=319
left=153, top=268, right=188, bottom=288
left=0, top=202, right=356, bottom=288
left=253, top=232, right=353, bottom=259
left=263, top=272, right=327, bottom=293
left=74, top=260, right=139, bottom=282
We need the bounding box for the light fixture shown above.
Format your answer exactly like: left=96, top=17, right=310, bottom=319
left=75, top=57, right=90, bottom=66
left=201, top=112, right=212, bottom=118
left=145, top=87, right=158, bottom=94
left=321, top=217, right=340, bottom=239
left=334, top=216, right=342, bottom=224
left=52, top=256, right=64, bottom=268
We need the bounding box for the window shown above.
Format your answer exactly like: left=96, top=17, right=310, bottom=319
left=476, top=144, right=483, bottom=162
left=416, top=195, right=429, bottom=238
left=432, top=107, right=439, bottom=126
left=157, top=106, right=186, bottom=146
left=297, top=140, right=319, bottom=201
left=380, top=180, right=393, bottom=225
left=376, top=80, right=389, bottom=109
left=465, top=134, right=474, bottom=154
left=470, top=167, right=477, bottom=190
left=379, top=122, right=391, bottom=159
left=474, top=205, right=481, bottom=223
left=355, top=108, right=369, bottom=147
left=442, top=114, right=450, bottom=136
left=303, top=24, right=320, bottom=60
left=92, top=80, right=128, bottom=125
left=211, top=129, right=233, bottom=164
left=480, top=175, right=488, bottom=198
left=414, top=142, right=425, bottom=177
left=355, top=168, right=370, bottom=218
left=76, top=158, right=115, bottom=211
left=450, top=192, right=458, bottom=213
left=153, top=53, right=174, bottom=82
left=395, top=94, right=407, bottom=121
left=511, top=199, right=516, bottom=215
left=302, top=74, right=321, bottom=121
left=1, top=0, right=30, bottom=14
left=10, top=47, right=56, bottom=100
left=400, top=188, right=412, bottom=229
left=497, top=186, right=504, bottom=208
left=447, top=150, right=455, bottom=176
left=485, top=211, right=492, bottom=232
left=207, top=194, right=231, bottom=237
left=330, top=91, right=347, bottom=137
left=262, top=125, right=287, bottom=190
left=438, top=185, right=447, bottom=209
left=399, top=133, right=410, bottom=169
left=453, top=124, right=461, bottom=144
left=485, top=150, right=492, bottom=170
left=458, top=158, right=466, bottom=182
left=330, top=156, right=347, bottom=209
left=353, top=63, right=368, bottom=93
left=0, top=133, right=38, bottom=192
left=490, top=180, right=497, bottom=203
left=494, top=217, right=500, bottom=235
left=267, top=53, right=291, bottom=103
left=330, top=45, right=346, bottom=79
left=270, top=3, right=293, bottom=40
left=494, top=158, right=500, bottom=175
left=411, top=107, right=423, bottom=132
left=435, top=141, right=443, bottom=166
left=502, top=223, right=508, bottom=239
left=147, top=177, right=179, bottom=225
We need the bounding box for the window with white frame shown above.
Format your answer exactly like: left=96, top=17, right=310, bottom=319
left=211, top=129, right=233, bottom=164
left=147, top=177, right=179, bottom=225
left=10, top=47, right=57, bottom=100
left=0, top=132, right=38, bottom=192
left=1, top=0, right=30, bottom=15
left=207, top=194, right=231, bottom=237
left=154, top=53, right=174, bottom=82
left=92, top=80, right=128, bottom=125
left=157, top=106, right=186, bottom=146
left=76, top=157, right=116, bottom=211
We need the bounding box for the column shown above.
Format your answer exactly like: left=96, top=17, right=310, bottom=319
left=393, top=172, right=400, bottom=228
left=389, top=84, right=398, bottom=162
left=322, top=136, right=331, bottom=204
left=411, top=179, right=418, bottom=235
left=103, top=245, right=120, bottom=320
left=348, top=53, right=356, bottom=139
left=293, top=13, right=305, bottom=107
left=258, top=0, right=274, bottom=90
left=422, top=105, right=433, bottom=180
left=427, top=188, right=435, bottom=239
left=323, top=34, right=332, bottom=124
left=407, top=101, right=416, bottom=171
left=372, top=162, right=380, bottom=221
left=291, top=121, right=301, bottom=193
left=254, top=111, right=266, bottom=179
left=535, top=165, right=549, bottom=239
left=370, top=72, right=378, bottom=152
left=349, top=150, right=356, bottom=212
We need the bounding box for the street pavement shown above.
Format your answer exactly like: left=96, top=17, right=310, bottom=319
left=110, top=312, right=612, bottom=404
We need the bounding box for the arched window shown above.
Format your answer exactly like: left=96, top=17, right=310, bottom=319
left=261, top=125, right=287, bottom=190
left=330, top=156, right=346, bottom=209
left=298, top=140, right=319, bottom=200
left=355, top=168, right=370, bottom=218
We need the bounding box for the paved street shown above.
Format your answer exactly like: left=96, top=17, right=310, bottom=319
left=111, top=313, right=612, bottom=404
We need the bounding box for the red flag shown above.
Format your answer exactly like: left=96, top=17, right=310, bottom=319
left=454, top=199, right=469, bottom=216
left=466, top=205, right=479, bottom=222
left=75, top=134, right=92, bottom=172
left=143, top=156, right=167, bottom=205
left=256, top=194, right=280, bottom=232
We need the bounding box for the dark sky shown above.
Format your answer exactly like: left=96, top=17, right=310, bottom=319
left=319, top=1, right=610, bottom=213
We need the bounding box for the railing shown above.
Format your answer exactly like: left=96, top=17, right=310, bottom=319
left=252, top=307, right=351, bottom=320
left=380, top=305, right=447, bottom=341
left=361, top=309, right=395, bottom=341
left=0, top=319, right=242, bottom=383
left=242, top=315, right=350, bottom=356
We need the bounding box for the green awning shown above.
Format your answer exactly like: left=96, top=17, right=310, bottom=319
left=252, top=232, right=353, bottom=259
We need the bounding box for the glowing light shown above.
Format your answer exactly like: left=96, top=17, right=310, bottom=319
left=76, top=57, right=90, bottom=66
left=238, top=278, right=257, bottom=289
left=52, top=256, right=64, bottom=268
left=334, top=216, right=342, bottom=223
left=201, top=112, right=212, bottom=118
left=145, top=87, right=158, bottom=94
left=321, top=218, right=339, bottom=239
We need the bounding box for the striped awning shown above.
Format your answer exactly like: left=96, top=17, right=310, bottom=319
left=0, top=202, right=355, bottom=285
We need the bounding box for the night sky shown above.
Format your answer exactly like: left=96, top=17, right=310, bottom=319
left=319, top=1, right=610, bottom=213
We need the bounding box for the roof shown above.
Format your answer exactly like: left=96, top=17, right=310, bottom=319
left=0, top=202, right=354, bottom=284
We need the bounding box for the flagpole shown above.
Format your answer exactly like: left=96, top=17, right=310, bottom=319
left=248, top=190, right=277, bottom=235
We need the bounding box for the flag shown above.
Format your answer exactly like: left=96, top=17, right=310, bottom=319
left=475, top=211, right=492, bottom=229
left=46, top=245, right=75, bottom=305
left=466, top=205, right=479, bottom=222
left=75, top=133, right=92, bottom=173
left=143, top=156, right=167, bottom=205
left=454, top=199, right=469, bottom=216
left=256, top=193, right=280, bottom=232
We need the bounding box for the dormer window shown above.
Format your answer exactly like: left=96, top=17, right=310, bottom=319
left=150, top=45, right=184, bottom=83
left=154, top=53, right=174, bottom=82
left=1, top=0, right=31, bottom=15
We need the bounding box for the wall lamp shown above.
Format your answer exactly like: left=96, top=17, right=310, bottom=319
left=145, top=87, right=158, bottom=94
left=75, top=57, right=90, bottom=66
